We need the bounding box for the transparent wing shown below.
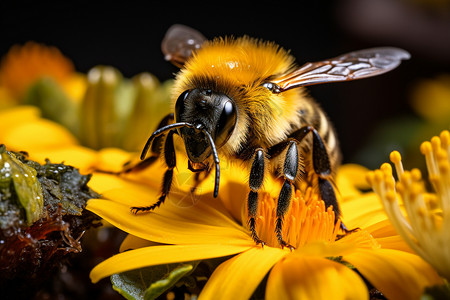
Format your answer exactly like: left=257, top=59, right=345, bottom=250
left=268, top=47, right=411, bottom=92
left=161, top=24, right=207, bottom=67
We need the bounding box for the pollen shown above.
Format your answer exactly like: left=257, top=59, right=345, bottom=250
left=251, top=188, right=340, bottom=249
left=369, top=130, right=450, bottom=281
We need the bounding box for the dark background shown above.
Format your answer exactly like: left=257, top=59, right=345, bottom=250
left=1, top=1, right=449, bottom=165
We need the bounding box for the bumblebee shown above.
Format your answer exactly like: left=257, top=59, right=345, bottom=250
left=133, top=24, right=410, bottom=248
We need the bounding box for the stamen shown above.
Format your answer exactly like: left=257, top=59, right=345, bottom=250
left=441, top=131, right=450, bottom=156
left=369, top=130, right=450, bottom=281
left=390, top=151, right=404, bottom=178
left=250, top=188, right=339, bottom=249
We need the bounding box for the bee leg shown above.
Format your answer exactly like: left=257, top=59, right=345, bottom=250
left=248, top=148, right=266, bottom=246
left=131, top=129, right=176, bottom=214
left=293, top=126, right=343, bottom=221
left=121, top=156, right=159, bottom=174
left=318, top=174, right=357, bottom=236
left=275, top=141, right=298, bottom=250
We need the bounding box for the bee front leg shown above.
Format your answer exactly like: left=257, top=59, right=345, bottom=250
left=275, top=141, right=298, bottom=250
left=248, top=148, right=266, bottom=247
left=131, top=129, right=176, bottom=214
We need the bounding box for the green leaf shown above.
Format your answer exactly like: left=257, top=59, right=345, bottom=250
left=326, top=256, right=356, bottom=269
left=111, top=263, right=195, bottom=300
left=0, top=146, right=44, bottom=224
left=421, top=283, right=450, bottom=300
left=144, top=264, right=193, bottom=300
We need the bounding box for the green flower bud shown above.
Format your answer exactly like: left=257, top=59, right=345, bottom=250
left=79, top=66, right=172, bottom=151
left=23, top=77, right=79, bottom=136
left=122, top=73, right=172, bottom=151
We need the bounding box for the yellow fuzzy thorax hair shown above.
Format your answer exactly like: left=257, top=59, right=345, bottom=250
left=183, top=36, right=294, bottom=86
left=172, top=36, right=306, bottom=150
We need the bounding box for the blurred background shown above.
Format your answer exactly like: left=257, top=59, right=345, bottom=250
left=1, top=0, right=449, bottom=168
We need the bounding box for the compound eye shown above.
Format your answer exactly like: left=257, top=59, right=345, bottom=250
left=175, top=90, right=190, bottom=123
left=215, top=101, right=237, bottom=147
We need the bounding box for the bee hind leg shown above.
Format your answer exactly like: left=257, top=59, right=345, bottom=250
left=131, top=129, right=176, bottom=214
left=247, top=148, right=266, bottom=247
left=317, top=167, right=358, bottom=236
left=290, top=126, right=349, bottom=229
left=317, top=177, right=342, bottom=222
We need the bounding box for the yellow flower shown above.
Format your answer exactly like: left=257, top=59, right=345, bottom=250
left=368, top=130, right=450, bottom=281
left=411, top=74, right=450, bottom=123
left=0, top=42, right=172, bottom=152
left=0, top=42, right=76, bottom=100
left=0, top=43, right=444, bottom=298
left=0, top=105, right=97, bottom=173
left=86, top=153, right=442, bottom=299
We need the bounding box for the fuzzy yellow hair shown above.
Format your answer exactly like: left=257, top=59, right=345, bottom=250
left=172, top=36, right=308, bottom=153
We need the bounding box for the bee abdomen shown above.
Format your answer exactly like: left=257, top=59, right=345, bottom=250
left=295, top=103, right=341, bottom=173
left=315, top=109, right=341, bottom=171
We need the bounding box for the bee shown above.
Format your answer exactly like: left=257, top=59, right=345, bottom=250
left=133, top=24, right=410, bottom=248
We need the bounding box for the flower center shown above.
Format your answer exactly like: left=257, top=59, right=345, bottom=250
left=249, top=187, right=341, bottom=249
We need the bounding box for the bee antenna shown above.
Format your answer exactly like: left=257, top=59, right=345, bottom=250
left=201, top=129, right=220, bottom=198
left=141, top=122, right=220, bottom=198
left=141, top=122, right=194, bottom=160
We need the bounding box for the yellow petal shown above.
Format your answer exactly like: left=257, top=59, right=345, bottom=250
left=199, top=247, right=287, bottom=300
left=89, top=172, right=244, bottom=231
left=336, top=164, right=371, bottom=200
left=3, top=118, right=78, bottom=152
left=87, top=198, right=251, bottom=245
left=219, top=176, right=250, bottom=224
left=90, top=244, right=251, bottom=283
left=119, top=234, right=160, bottom=252
left=340, top=193, right=387, bottom=229
left=96, top=147, right=135, bottom=173
left=28, top=145, right=98, bottom=174
left=88, top=173, right=139, bottom=194
left=0, top=106, right=41, bottom=133
left=375, top=236, right=415, bottom=254
left=363, top=219, right=397, bottom=238
left=344, top=248, right=444, bottom=300
left=266, top=256, right=368, bottom=300
left=94, top=148, right=181, bottom=191
left=294, top=230, right=379, bottom=259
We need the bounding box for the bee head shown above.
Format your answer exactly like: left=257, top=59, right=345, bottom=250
left=175, top=88, right=237, bottom=163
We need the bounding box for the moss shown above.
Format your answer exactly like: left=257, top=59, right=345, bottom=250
left=0, top=148, right=101, bottom=298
